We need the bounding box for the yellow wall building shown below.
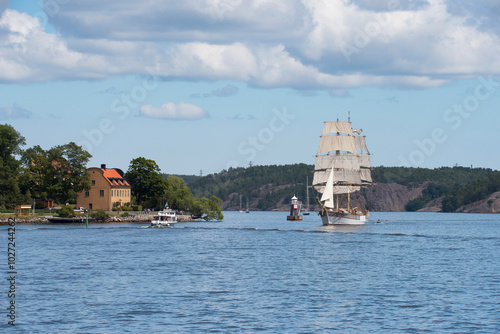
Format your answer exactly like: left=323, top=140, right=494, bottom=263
left=76, top=164, right=131, bottom=211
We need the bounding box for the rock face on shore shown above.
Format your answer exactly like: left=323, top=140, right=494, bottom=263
left=418, top=197, right=443, bottom=212
left=457, top=191, right=500, bottom=213
left=360, top=183, right=426, bottom=212
left=221, top=182, right=428, bottom=212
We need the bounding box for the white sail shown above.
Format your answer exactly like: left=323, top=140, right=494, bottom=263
left=335, top=170, right=362, bottom=184
left=317, top=136, right=357, bottom=155
left=320, top=168, right=335, bottom=208
left=360, top=168, right=372, bottom=183
left=322, top=122, right=354, bottom=136
left=312, top=169, right=330, bottom=189
left=332, top=185, right=361, bottom=195
left=314, top=117, right=372, bottom=225
left=313, top=169, right=363, bottom=190
left=315, top=154, right=360, bottom=171
left=358, top=154, right=371, bottom=168
left=354, top=136, right=369, bottom=153
left=314, top=118, right=372, bottom=202
left=313, top=169, right=361, bottom=185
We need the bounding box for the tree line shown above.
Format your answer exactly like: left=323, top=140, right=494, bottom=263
left=3, top=122, right=497, bottom=214
left=0, top=124, right=91, bottom=208
left=441, top=172, right=500, bottom=212
left=188, top=164, right=315, bottom=210
left=125, top=157, right=223, bottom=220
left=186, top=164, right=499, bottom=212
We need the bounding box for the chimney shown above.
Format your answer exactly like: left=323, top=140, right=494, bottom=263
left=101, top=164, right=106, bottom=170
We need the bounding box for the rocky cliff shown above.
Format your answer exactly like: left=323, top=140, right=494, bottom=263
left=457, top=191, right=500, bottom=213
left=221, top=182, right=500, bottom=213
left=220, top=182, right=427, bottom=212
left=360, top=182, right=426, bottom=212
left=186, top=165, right=500, bottom=213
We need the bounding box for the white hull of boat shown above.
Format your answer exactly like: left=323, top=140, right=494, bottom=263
left=150, top=222, right=175, bottom=227
left=320, top=210, right=367, bottom=225
left=151, top=208, right=177, bottom=227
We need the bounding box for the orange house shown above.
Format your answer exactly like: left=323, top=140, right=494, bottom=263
left=76, top=164, right=131, bottom=211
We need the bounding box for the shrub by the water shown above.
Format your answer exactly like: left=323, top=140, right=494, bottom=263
left=58, top=205, right=75, bottom=217
left=91, top=209, right=109, bottom=221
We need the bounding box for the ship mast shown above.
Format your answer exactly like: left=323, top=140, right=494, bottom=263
left=313, top=115, right=372, bottom=212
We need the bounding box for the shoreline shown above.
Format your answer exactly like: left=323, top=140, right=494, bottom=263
left=2, top=210, right=497, bottom=225
left=0, top=214, right=195, bottom=225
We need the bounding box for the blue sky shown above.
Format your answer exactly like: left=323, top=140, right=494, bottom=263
left=1, top=0, right=500, bottom=175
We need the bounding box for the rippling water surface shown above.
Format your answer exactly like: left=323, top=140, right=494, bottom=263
left=2, top=211, right=500, bottom=333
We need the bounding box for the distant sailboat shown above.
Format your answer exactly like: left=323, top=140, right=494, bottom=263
left=239, top=194, right=243, bottom=213
left=302, top=176, right=310, bottom=215
left=246, top=198, right=250, bottom=213
left=312, top=115, right=372, bottom=225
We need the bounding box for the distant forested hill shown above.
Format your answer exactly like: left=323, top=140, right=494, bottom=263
left=175, top=165, right=500, bottom=212
left=163, top=174, right=201, bottom=185
left=370, top=166, right=498, bottom=211
left=185, top=164, right=314, bottom=211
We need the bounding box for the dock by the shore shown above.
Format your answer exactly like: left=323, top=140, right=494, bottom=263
left=0, top=212, right=195, bottom=224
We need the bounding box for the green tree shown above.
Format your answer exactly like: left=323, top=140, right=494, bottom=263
left=0, top=124, right=26, bottom=208
left=125, top=158, right=223, bottom=219
left=58, top=205, right=75, bottom=217
left=164, top=175, right=194, bottom=212
left=125, top=157, right=166, bottom=205
left=191, top=196, right=224, bottom=221
left=0, top=124, right=25, bottom=170
left=18, top=145, right=51, bottom=200
left=18, top=142, right=91, bottom=204
left=164, top=175, right=223, bottom=220
left=47, top=142, right=92, bottom=203
left=91, top=209, right=109, bottom=221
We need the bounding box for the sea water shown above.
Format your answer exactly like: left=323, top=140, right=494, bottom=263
left=2, top=211, right=499, bottom=333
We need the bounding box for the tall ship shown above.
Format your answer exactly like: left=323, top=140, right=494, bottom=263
left=312, top=115, right=372, bottom=225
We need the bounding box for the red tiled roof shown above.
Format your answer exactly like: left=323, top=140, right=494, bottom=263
left=103, top=169, right=122, bottom=179
left=101, top=168, right=130, bottom=188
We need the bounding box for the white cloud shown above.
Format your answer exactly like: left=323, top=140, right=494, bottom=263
left=300, top=0, right=500, bottom=76
left=140, top=102, right=208, bottom=120
left=349, top=0, right=429, bottom=12
left=0, top=104, right=32, bottom=119
left=0, top=9, right=163, bottom=82
left=158, top=43, right=445, bottom=88
left=46, top=0, right=311, bottom=42
left=161, top=42, right=258, bottom=81
left=1, top=1, right=500, bottom=89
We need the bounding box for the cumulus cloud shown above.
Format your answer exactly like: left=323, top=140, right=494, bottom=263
left=0, top=9, right=164, bottom=83
left=446, top=0, right=500, bottom=35
left=46, top=0, right=311, bottom=42
left=300, top=0, right=500, bottom=76
left=350, top=0, right=429, bottom=12
left=0, top=104, right=32, bottom=120
left=140, top=102, right=208, bottom=120
left=1, top=1, right=500, bottom=89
